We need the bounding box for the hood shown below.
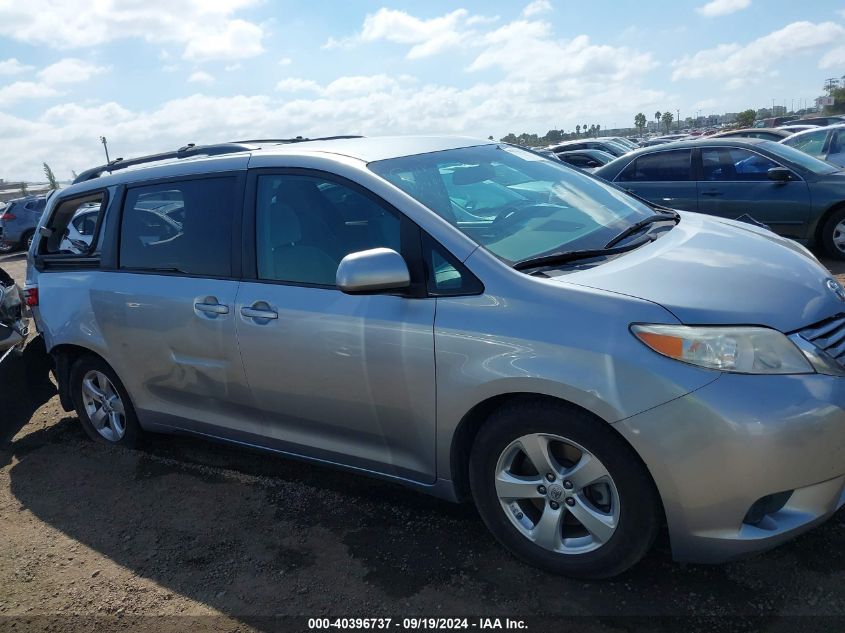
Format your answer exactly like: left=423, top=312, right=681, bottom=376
left=559, top=212, right=843, bottom=333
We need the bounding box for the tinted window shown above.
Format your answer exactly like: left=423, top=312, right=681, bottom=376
left=256, top=175, right=400, bottom=286
left=617, top=150, right=692, bottom=182
left=701, top=148, right=780, bottom=181
left=120, top=177, right=235, bottom=276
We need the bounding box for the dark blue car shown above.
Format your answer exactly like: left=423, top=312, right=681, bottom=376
left=0, top=195, right=47, bottom=253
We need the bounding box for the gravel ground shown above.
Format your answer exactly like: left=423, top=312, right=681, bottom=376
left=2, top=250, right=845, bottom=632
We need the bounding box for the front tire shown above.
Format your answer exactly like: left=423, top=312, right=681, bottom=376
left=820, top=207, right=845, bottom=261
left=469, top=399, right=661, bottom=579
left=70, top=355, right=143, bottom=447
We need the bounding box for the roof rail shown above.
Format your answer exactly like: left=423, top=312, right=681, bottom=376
left=230, top=135, right=363, bottom=144
left=71, top=142, right=257, bottom=184
left=72, top=136, right=364, bottom=185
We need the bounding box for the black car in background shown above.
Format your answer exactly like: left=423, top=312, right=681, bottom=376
left=594, top=138, right=845, bottom=259
left=556, top=149, right=616, bottom=171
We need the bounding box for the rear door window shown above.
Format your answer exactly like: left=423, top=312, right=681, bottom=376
left=617, top=150, right=692, bottom=182
left=120, top=178, right=236, bottom=276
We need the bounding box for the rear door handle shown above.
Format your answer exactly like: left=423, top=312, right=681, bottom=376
left=241, top=302, right=278, bottom=320
left=700, top=190, right=723, bottom=197
left=194, top=298, right=229, bottom=314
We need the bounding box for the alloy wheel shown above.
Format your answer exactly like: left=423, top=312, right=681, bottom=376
left=833, top=220, right=845, bottom=254
left=80, top=370, right=127, bottom=442
left=494, top=433, right=620, bottom=554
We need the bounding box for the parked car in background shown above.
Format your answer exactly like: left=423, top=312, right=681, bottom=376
left=549, top=139, right=630, bottom=157
left=776, top=124, right=820, bottom=134
left=555, top=149, right=616, bottom=172
left=27, top=136, right=845, bottom=579
left=640, top=134, right=689, bottom=147
left=603, top=137, right=640, bottom=151
left=0, top=195, right=46, bottom=253
left=594, top=138, right=845, bottom=258
left=794, top=116, right=845, bottom=127
left=755, top=116, right=797, bottom=128
left=710, top=128, right=792, bottom=142
left=780, top=124, right=845, bottom=168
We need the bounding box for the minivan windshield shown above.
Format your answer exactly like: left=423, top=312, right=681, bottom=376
left=369, top=144, right=661, bottom=265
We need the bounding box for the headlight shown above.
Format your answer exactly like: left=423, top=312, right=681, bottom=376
left=631, top=324, right=814, bottom=374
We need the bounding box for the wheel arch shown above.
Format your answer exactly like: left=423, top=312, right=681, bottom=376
left=51, top=343, right=109, bottom=412
left=813, top=200, right=845, bottom=248
left=449, top=392, right=663, bottom=513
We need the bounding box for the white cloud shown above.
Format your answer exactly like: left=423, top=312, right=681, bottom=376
left=183, top=19, right=264, bottom=62
left=188, top=71, right=215, bottom=85
left=523, top=0, right=552, bottom=17
left=0, top=0, right=265, bottom=62
left=820, top=47, right=845, bottom=68
left=468, top=20, right=657, bottom=82
left=0, top=58, right=34, bottom=76
left=0, top=82, right=59, bottom=108
left=276, top=78, right=321, bottom=92
left=0, top=58, right=108, bottom=107
left=38, top=58, right=108, bottom=85
left=671, top=21, right=845, bottom=87
left=278, top=57, right=292, bottom=66
left=695, top=0, right=751, bottom=17
left=1, top=68, right=668, bottom=180
left=324, top=7, right=489, bottom=59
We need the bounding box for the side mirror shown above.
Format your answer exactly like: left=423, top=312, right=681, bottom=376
left=767, top=167, right=792, bottom=183
left=336, top=248, right=411, bottom=294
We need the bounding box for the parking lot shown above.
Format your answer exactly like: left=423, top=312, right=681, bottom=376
left=1, top=250, right=845, bottom=631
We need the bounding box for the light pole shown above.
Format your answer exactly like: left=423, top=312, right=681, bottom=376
left=100, top=136, right=110, bottom=163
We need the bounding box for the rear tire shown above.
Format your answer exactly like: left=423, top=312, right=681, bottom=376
left=70, top=355, right=143, bottom=448
left=820, top=207, right=845, bottom=261
left=23, top=230, right=34, bottom=251
left=469, top=399, right=661, bottom=579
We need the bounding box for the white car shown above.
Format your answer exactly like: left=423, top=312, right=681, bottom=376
left=780, top=124, right=845, bottom=167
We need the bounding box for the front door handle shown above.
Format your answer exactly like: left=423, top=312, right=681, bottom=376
left=241, top=301, right=278, bottom=320
left=700, top=190, right=723, bottom=197
left=194, top=298, right=229, bottom=315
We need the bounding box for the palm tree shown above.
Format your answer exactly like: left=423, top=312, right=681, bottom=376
left=595, top=124, right=601, bottom=137
left=576, top=124, right=581, bottom=137
left=655, top=111, right=661, bottom=132
left=634, top=113, right=647, bottom=136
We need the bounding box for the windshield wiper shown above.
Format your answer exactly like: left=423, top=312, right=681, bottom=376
left=513, top=235, right=653, bottom=271
left=604, top=212, right=680, bottom=249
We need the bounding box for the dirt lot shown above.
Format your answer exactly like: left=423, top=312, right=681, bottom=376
left=2, top=250, right=845, bottom=632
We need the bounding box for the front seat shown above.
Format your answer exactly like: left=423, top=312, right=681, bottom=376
left=270, top=202, right=339, bottom=286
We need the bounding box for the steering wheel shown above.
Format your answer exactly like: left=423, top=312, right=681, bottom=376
left=490, top=203, right=559, bottom=232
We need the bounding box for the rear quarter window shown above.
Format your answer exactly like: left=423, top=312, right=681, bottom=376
left=616, top=150, right=692, bottom=182
left=41, top=193, right=107, bottom=256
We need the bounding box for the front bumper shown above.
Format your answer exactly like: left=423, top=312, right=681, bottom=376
left=614, top=372, right=845, bottom=564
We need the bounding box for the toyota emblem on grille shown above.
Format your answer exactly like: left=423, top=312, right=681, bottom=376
left=827, top=279, right=845, bottom=302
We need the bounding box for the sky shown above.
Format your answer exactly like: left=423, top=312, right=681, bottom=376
left=1, top=0, right=844, bottom=181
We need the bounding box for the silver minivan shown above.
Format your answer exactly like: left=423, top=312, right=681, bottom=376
left=27, top=137, right=845, bottom=578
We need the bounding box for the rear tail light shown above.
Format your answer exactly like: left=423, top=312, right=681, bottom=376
left=0, top=212, right=16, bottom=220
left=24, top=286, right=38, bottom=307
